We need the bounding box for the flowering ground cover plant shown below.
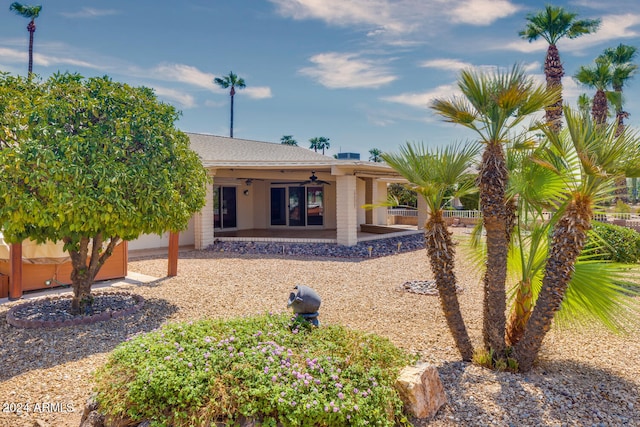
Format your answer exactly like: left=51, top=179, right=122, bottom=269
left=94, top=313, right=416, bottom=426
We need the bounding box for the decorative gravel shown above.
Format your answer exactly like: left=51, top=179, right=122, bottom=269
left=0, top=230, right=638, bottom=427
left=400, top=280, right=464, bottom=295
left=6, top=292, right=145, bottom=329
left=208, top=233, right=426, bottom=258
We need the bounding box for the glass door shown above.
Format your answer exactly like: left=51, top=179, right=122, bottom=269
left=213, top=186, right=237, bottom=229
left=288, top=186, right=306, bottom=226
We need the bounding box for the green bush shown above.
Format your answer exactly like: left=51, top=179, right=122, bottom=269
left=94, top=313, right=415, bottom=427
left=583, top=222, right=640, bottom=264
left=614, top=200, right=632, bottom=213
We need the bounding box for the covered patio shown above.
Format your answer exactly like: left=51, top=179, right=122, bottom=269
left=214, top=224, right=421, bottom=244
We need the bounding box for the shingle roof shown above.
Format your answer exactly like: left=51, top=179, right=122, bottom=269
left=186, top=133, right=338, bottom=168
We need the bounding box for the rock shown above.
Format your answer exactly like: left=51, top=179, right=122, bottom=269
left=395, top=363, right=447, bottom=419
left=79, top=410, right=105, bottom=427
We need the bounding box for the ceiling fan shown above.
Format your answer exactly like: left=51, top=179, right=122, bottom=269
left=299, top=171, right=331, bottom=186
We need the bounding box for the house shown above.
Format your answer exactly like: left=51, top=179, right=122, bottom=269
left=131, top=133, right=422, bottom=251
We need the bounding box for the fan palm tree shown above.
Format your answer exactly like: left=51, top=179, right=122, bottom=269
left=602, top=44, right=637, bottom=135
left=280, top=135, right=298, bottom=146
left=514, top=107, right=640, bottom=371
left=309, top=136, right=330, bottom=154
left=369, top=148, right=383, bottom=162
left=431, top=64, right=560, bottom=360
left=9, top=2, right=42, bottom=76
left=383, top=141, right=481, bottom=361
left=574, top=57, right=613, bottom=126
left=519, top=5, right=600, bottom=132
left=214, top=71, right=246, bottom=138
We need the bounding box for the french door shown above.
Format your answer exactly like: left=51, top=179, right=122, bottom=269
left=270, top=186, right=324, bottom=227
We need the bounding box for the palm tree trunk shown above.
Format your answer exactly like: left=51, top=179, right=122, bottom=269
left=545, top=44, right=564, bottom=133
left=425, top=212, right=474, bottom=361
left=514, top=195, right=592, bottom=371
left=591, top=89, right=608, bottom=126
left=230, top=87, right=235, bottom=138
left=614, top=110, right=629, bottom=203
left=479, top=142, right=510, bottom=359
left=27, top=20, right=35, bottom=75
left=505, top=279, right=533, bottom=346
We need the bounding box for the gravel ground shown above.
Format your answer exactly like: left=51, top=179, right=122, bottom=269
left=0, top=232, right=638, bottom=427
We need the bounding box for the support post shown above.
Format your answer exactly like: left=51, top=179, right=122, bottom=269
left=168, top=231, right=179, bottom=277
left=9, top=242, right=22, bottom=300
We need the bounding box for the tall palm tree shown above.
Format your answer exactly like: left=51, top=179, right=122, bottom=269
left=280, top=135, right=298, bottom=146
left=369, top=148, right=383, bottom=162
left=574, top=57, right=613, bottom=126
left=383, top=141, right=481, bottom=361
left=214, top=71, right=245, bottom=138
left=602, top=44, right=637, bottom=203
left=9, top=2, right=42, bottom=76
left=309, top=136, right=330, bottom=154
left=602, top=44, right=638, bottom=133
left=431, top=65, right=560, bottom=360
left=519, top=5, right=600, bottom=132
left=515, top=107, right=640, bottom=371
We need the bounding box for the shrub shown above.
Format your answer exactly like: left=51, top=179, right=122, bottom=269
left=94, top=313, right=415, bottom=427
left=614, top=200, right=632, bottom=213
left=583, top=222, right=640, bottom=264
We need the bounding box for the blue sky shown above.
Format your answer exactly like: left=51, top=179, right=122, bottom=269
left=1, top=0, right=639, bottom=159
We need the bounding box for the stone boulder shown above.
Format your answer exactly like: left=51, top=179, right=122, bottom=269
left=395, top=363, right=447, bottom=419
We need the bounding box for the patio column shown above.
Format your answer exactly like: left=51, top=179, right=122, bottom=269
left=195, top=174, right=215, bottom=250
left=336, top=175, right=358, bottom=246
left=417, top=195, right=428, bottom=230
left=9, top=242, right=22, bottom=300
left=364, top=178, right=373, bottom=224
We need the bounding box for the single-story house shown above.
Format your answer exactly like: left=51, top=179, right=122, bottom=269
left=131, top=133, right=425, bottom=251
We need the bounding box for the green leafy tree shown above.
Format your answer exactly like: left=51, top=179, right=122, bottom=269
left=519, top=5, right=600, bottom=132
left=0, top=73, right=208, bottom=314
left=384, top=141, right=480, bottom=361
left=9, top=2, right=42, bottom=76
left=431, top=64, right=560, bottom=360
left=387, top=183, right=417, bottom=207
left=368, top=148, right=383, bottom=162
left=214, top=71, right=246, bottom=138
left=280, top=135, right=298, bottom=146
left=309, top=136, right=330, bottom=154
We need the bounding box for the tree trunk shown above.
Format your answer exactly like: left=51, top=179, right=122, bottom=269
left=479, top=142, right=510, bottom=359
left=591, top=89, right=608, bottom=126
left=505, top=278, right=533, bottom=346
left=27, top=20, right=35, bottom=76
left=65, top=234, right=120, bottom=315
left=613, top=110, right=629, bottom=203
left=545, top=44, right=564, bottom=133
left=514, top=195, right=592, bottom=371
left=425, top=212, right=474, bottom=361
left=230, top=86, right=235, bottom=138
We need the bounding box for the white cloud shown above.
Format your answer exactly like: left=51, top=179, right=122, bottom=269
left=60, top=8, right=119, bottom=18
left=152, top=64, right=217, bottom=90
left=449, top=0, right=520, bottom=26
left=382, top=84, right=460, bottom=109
left=419, top=58, right=473, bottom=71
left=153, top=86, right=197, bottom=109
left=244, top=87, right=273, bottom=99
left=299, top=52, right=396, bottom=89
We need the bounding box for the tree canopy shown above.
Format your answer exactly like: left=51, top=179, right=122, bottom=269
left=0, top=72, right=208, bottom=311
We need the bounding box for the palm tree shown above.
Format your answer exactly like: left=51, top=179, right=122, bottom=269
left=519, top=5, right=600, bottom=132
left=383, top=141, right=480, bottom=361
left=602, top=44, right=638, bottom=134
left=514, top=107, right=640, bottom=371
left=574, top=57, right=613, bottom=126
left=9, top=2, right=42, bottom=76
left=280, top=135, right=298, bottom=146
left=309, top=136, right=330, bottom=154
left=431, top=64, right=560, bottom=360
left=369, top=148, right=383, bottom=162
left=214, top=71, right=246, bottom=138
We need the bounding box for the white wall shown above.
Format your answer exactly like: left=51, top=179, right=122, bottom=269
left=128, top=217, right=195, bottom=251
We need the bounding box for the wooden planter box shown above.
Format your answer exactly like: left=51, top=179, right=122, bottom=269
left=0, top=242, right=127, bottom=298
